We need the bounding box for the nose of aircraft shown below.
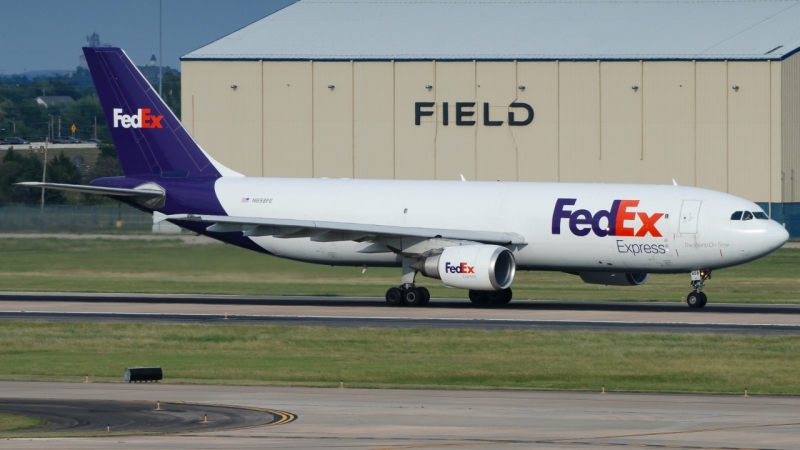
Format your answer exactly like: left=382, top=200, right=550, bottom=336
left=765, top=220, right=790, bottom=251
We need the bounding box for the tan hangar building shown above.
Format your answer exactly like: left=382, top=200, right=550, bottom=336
left=181, top=0, right=800, bottom=231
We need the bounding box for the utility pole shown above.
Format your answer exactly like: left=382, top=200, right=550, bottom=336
left=94, top=116, right=97, bottom=139
left=159, top=0, right=163, bottom=97
left=58, top=116, right=61, bottom=138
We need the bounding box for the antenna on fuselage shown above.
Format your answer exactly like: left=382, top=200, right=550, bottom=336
left=672, top=178, right=678, bottom=186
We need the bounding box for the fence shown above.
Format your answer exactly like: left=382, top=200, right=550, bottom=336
left=0, top=204, right=152, bottom=233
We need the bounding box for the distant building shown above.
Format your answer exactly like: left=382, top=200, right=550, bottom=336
left=36, top=96, right=75, bottom=108
left=137, top=53, right=179, bottom=87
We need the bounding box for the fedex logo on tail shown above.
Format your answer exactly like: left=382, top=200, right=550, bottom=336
left=552, top=198, right=664, bottom=238
left=113, top=108, right=163, bottom=129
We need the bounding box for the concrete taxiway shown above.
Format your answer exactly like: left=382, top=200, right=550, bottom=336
left=0, top=399, right=290, bottom=434
left=2, top=292, right=800, bottom=334
left=1, top=381, right=799, bottom=449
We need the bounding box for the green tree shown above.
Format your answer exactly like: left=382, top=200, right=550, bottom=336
left=0, top=149, right=51, bottom=204
left=161, top=71, right=181, bottom=119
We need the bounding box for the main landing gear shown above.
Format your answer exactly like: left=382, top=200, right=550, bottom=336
left=385, top=285, right=431, bottom=307
left=469, top=289, right=513, bottom=306
left=686, top=269, right=711, bottom=308
left=385, top=258, right=431, bottom=307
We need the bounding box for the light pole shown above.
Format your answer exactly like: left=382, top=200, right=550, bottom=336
left=159, top=0, right=163, bottom=97
left=40, top=121, right=50, bottom=214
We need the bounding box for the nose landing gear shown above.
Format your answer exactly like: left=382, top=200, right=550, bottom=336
left=686, top=269, right=711, bottom=308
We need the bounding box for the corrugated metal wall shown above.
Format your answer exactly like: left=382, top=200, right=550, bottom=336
left=783, top=53, right=800, bottom=203
left=182, top=59, right=787, bottom=202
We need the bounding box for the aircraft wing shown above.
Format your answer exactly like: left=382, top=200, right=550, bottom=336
left=167, top=214, right=526, bottom=245
left=16, top=182, right=164, bottom=197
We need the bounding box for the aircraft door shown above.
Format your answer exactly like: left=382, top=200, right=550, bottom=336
left=679, top=200, right=702, bottom=234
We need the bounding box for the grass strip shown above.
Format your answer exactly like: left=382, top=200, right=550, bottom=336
left=1, top=321, right=799, bottom=395
left=0, top=413, right=48, bottom=432
left=0, top=238, right=798, bottom=303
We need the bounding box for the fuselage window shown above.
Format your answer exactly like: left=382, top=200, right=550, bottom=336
left=742, top=211, right=754, bottom=221
left=730, top=211, right=743, bottom=220
left=753, top=212, right=769, bottom=220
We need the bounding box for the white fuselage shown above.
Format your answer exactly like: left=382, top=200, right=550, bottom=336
left=213, top=177, right=788, bottom=274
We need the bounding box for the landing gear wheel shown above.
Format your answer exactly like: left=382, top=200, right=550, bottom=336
left=418, top=287, right=431, bottom=306
left=698, top=292, right=708, bottom=307
left=403, top=287, right=425, bottom=306
left=499, top=288, right=513, bottom=305
left=469, top=290, right=489, bottom=306
left=385, top=287, right=403, bottom=306
left=686, top=291, right=707, bottom=308
left=485, top=288, right=513, bottom=306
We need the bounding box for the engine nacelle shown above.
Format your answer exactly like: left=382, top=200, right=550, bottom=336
left=579, top=272, right=649, bottom=286
left=412, top=245, right=515, bottom=290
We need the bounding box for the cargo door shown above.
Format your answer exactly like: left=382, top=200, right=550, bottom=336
left=679, top=200, right=702, bottom=234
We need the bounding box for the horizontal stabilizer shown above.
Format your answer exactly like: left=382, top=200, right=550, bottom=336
left=167, top=214, right=526, bottom=245
left=16, top=182, right=164, bottom=197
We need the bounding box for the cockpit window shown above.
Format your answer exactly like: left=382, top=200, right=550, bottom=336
left=753, top=211, right=769, bottom=220
left=731, top=211, right=743, bottom=220
left=742, top=211, right=754, bottom=221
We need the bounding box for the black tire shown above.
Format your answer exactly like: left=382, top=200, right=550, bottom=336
left=698, top=291, right=708, bottom=308
left=500, top=288, right=513, bottom=304
left=385, top=287, right=404, bottom=306
left=486, top=290, right=502, bottom=304
left=469, top=290, right=489, bottom=305
left=418, top=287, right=431, bottom=306
left=403, top=287, right=425, bottom=306
left=484, top=288, right=513, bottom=305
left=686, top=291, right=704, bottom=308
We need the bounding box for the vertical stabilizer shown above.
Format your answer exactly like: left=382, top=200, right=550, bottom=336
left=83, top=47, right=240, bottom=178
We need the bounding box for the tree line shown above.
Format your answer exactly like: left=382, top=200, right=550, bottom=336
left=0, top=68, right=180, bottom=205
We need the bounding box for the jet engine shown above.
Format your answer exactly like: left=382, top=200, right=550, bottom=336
left=412, top=245, right=516, bottom=290
left=579, top=272, right=649, bottom=286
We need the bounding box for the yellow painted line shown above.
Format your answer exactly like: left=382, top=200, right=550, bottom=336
left=168, top=401, right=296, bottom=431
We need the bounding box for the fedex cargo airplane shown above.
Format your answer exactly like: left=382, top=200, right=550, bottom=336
left=21, top=47, right=789, bottom=309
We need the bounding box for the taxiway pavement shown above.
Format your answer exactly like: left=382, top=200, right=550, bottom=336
left=1, top=381, right=799, bottom=449
left=2, top=292, right=800, bottom=334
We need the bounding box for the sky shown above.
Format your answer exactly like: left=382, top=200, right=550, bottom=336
left=0, top=0, right=297, bottom=75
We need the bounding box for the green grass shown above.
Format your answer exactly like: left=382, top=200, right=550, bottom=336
left=0, top=238, right=798, bottom=303
left=0, top=413, right=48, bottom=432
left=1, top=321, right=799, bottom=395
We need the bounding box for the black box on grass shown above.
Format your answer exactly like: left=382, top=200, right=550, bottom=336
left=124, top=367, right=163, bottom=383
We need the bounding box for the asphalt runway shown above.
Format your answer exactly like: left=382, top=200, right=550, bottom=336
left=0, top=399, right=292, bottom=434
left=4, top=310, right=800, bottom=334
left=2, top=381, right=799, bottom=449
left=3, top=292, right=800, bottom=334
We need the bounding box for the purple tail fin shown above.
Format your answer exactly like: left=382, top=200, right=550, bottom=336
left=84, top=47, right=231, bottom=178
